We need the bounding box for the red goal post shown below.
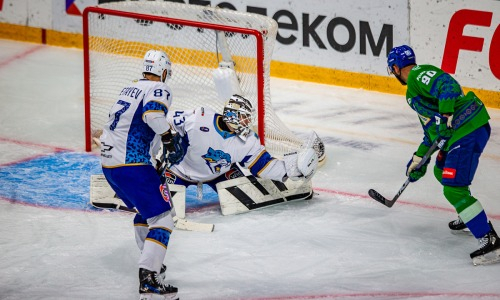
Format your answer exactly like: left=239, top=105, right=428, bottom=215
left=83, top=1, right=324, bottom=162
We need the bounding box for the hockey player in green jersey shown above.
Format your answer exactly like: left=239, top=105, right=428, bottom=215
left=387, top=45, right=499, bottom=265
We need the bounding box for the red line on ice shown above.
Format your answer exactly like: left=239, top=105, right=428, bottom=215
left=0, top=137, right=77, bottom=166
left=0, top=45, right=44, bottom=69
left=246, top=291, right=500, bottom=299
left=0, top=136, right=71, bottom=152
left=314, top=187, right=500, bottom=220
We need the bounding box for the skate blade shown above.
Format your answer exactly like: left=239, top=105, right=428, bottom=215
left=472, top=248, right=500, bottom=266
left=139, top=293, right=179, bottom=300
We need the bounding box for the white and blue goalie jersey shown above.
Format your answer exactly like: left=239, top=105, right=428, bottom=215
left=101, top=79, right=172, bottom=167
left=167, top=107, right=287, bottom=182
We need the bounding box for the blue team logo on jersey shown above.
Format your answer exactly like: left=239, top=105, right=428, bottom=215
left=202, top=147, right=231, bottom=174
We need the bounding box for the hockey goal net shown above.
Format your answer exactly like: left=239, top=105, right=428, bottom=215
left=83, top=1, right=325, bottom=161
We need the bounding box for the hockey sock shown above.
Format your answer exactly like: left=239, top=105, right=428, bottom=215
left=443, top=185, right=490, bottom=238
left=138, top=211, right=174, bottom=273
left=134, top=214, right=149, bottom=251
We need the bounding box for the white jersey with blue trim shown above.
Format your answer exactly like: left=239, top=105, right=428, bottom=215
left=101, top=79, right=172, bottom=167
left=167, top=107, right=287, bottom=182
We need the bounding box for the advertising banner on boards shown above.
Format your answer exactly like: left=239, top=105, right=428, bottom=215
left=410, top=0, right=500, bottom=91
left=0, top=0, right=498, bottom=94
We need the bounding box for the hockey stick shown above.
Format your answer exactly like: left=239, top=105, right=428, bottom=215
left=90, top=172, right=214, bottom=232
left=368, top=138, right=441, bottom=208
left=158, top=146, right=215, bottom=232
left=90, top=196, right=214, bottom=232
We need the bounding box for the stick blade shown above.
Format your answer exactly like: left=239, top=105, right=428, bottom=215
left=368, top=189, right=393, bottom=207
left=173, top=216, right=215, bottom=233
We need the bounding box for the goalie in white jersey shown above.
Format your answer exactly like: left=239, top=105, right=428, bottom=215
left=162, top=94, right=319, bottom=194
left=100, top=50, right=178, bottom=299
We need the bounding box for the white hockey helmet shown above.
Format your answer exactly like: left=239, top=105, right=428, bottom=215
left=222, top=94, right=255, bottom=137
left=143, top=50, right=172, bottom=82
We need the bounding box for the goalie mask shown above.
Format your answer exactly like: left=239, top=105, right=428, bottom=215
left=222, top=94, right=255, bottom=138
left=143, top=50, right=172, bottom=82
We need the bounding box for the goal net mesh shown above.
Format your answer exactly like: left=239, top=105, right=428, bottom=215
left=84, top=1, right=323, bottom=160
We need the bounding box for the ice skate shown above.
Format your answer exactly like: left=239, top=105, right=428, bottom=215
left=448, top=217, right=471, bottom=235
left=139, top=268, right=178, bottom=300
left=159, top=264, right=167, bottom=280
left=470, top=222, right=500, bottom=266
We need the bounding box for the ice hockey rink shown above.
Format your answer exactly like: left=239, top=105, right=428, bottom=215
left=1, top=39, right=500, bottom=300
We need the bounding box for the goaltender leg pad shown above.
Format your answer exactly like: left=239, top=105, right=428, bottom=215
left=90, top=174, right=137, bottom=212
left=169, top=184, right=186, bottom=219
left=216, top=176, right=313, bottom=215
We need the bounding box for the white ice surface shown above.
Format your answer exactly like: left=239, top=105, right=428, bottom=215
left=1, top=40, right=500, bottom=300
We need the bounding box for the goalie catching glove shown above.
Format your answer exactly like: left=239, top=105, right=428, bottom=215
left=283, top=148, right=319, bottom=181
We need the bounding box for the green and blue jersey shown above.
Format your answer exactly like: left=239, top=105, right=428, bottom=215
left=405, top=64, right=490, bottom=154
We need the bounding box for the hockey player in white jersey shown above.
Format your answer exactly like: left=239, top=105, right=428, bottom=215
left=100, top=50, right=178, bottom=300
left=161, top=94, right=318, bottom=195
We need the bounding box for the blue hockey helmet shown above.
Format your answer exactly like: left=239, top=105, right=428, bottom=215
left=387, top=45, right=416, bottom=71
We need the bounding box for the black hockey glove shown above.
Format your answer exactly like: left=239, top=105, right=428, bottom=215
left=161, top=131, right=184, bottom=164
left=167, top=134, right=184, bottom=164
left=161, top=131, right=176, bottom=153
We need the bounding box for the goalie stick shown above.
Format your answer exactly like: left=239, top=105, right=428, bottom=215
left=158, top=174, right=215, bottom=233
left=368, top=138, right=441, bottom=208
left=90, top=197, right=214, bottom=233
left=159, top=145, right=214, bottom=232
